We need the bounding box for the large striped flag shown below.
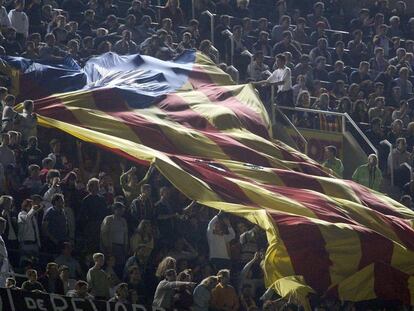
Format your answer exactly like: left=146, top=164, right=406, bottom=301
left=4, top=51, right=414, bottom=306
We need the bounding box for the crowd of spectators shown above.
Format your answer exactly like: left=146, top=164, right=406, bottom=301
left=0, top=0, right=412, bottom=310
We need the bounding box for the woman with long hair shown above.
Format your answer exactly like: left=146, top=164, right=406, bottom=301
left=155, top=256, right=176, bottom=279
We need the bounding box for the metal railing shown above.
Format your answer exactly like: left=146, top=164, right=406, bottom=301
left=276, top=104, right=377, bottom=152
left=402, top=162, right=413, bottom=182
left=274, top=106, right=308, bottom=155
left=380, top=140, right=393, bottom=186
left=191, top=0, right=195, bottom=19
left=222, top=29, right=234, bottom=65
left=202, top=10, right=215, bottom=43
left=226, top=65, right=239, bottom=83
left=343, top=112, right=378, bottom=156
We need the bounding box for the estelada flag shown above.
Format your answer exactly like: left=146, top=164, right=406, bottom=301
left=5, top=51, right=414, bottom=306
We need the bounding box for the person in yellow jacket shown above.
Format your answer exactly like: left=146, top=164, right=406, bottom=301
left=352, top=154, right=383, bottom=191
left=322, top=145, right=344, bottom=177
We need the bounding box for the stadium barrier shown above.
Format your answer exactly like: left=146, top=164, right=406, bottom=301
left=0, top=287, right=166, bottom=311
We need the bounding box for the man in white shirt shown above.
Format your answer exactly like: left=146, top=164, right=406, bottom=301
left=267, top=53, right=293, bottom=105
left=8, top=0, right=29, bottom=42
left=254, top=53, right=293, bottom=112
left=18, top=198, right=42, bottom=258
left=207, top=212, right=235, bottom=270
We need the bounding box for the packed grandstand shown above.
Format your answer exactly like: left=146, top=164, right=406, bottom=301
left=0, top=0, right=413, bottom=310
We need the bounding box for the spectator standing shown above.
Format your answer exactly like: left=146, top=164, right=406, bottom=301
left=129, top=183, right=155, bottom=231
left=54, top=242, right=82, bottom=279
left=2, top=95, right=18, bottom=133
left=120, top=166, right=141, bottom=206
left=352, top=154, right=383, bottom=191
left=18, top=100, right=37, bottom=143
left=80, top=178, right=108, bottom=252
left=211, top=269, right=240, bottom=311
left=87, top=252, right=110, bottom=300
left=207, top=212, right=235, bottom=270
left=0, top=133, right=15, bottom=169
left=0, top=195, right=18, bottom=254
left=261, top=53, right=293, bottom=107
left=100, top=202, right=128, bottom=276
left=0, top=0, right=10, bottom=28
left=42, top=193, right=68, bottom=253
left=8, top=0, right=29, bottom=43
left=17, top=198, right=41, bottom=258
left=388, top=138, right=412, bottom=187
left=322, top=145, right=344, bottom=177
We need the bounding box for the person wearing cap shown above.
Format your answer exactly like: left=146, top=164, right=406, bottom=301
left=17, top=198, right=41, bottom=258
left=152, top=268, right=196, bottom=309
left=100, top=201, right=128, bottom=276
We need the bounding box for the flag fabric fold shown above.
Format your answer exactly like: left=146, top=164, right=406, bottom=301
left=6, top=51, right=414, bottom=305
